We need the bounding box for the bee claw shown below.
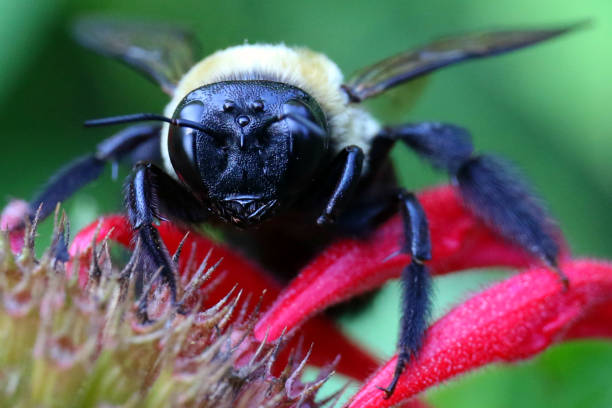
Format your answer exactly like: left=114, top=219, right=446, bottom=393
left=316, top=214, right=333, bottom=225
left=543, top=256, right=570, bottom=291
left=377, top=351, right=410, bottom=399
left=553, top=265, right=570, bottom=291
left=375, top=385, right=394, bottom=400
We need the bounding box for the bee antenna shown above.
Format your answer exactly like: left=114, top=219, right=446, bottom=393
left=84, top=113, right=211, bottom=133
left=270, top=112, right=327, bottom=137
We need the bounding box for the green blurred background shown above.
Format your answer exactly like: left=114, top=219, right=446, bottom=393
left=1, top=0, right=611, bottom=406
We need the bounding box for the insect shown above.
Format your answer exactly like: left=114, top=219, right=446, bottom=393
left=23, top=17, right=577, bottom=398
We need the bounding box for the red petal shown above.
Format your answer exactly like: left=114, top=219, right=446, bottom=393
left=395, top=399, right=432, bottom=408
left=0, top=199, right=29, bottom=254
left=255, top=185, right=563, bottom=342
left=347, top=258, right=612, bottom=408
left=68, top=215, right=379, bottom=380
left=565, top=302, right=612, bottom=339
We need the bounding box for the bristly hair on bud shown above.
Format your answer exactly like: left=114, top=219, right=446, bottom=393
left=0, top=209, right=338, bottom=408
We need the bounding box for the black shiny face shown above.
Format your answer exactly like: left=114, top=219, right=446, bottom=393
left=168, top=80, right=330, bottom=227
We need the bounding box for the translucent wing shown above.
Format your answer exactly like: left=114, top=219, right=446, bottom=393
left=344, top=23, right=582, bottom=102
left=73, top=17, right=200, bottom=95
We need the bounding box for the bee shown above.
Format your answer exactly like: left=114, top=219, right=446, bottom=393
left=25, top=17, right=577, bottom=397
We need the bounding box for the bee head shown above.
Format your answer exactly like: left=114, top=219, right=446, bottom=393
left=168, top=80, right=330, bottom=227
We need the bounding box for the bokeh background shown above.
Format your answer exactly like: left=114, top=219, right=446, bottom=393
left=1, top=0, right=611, bottom=406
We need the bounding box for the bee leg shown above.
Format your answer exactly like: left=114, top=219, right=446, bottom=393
left=125, top=161, right=208, bottom=322
left=378, top=190, right=432, bottom=398
left=316, top=145, right=364, bottom=225
left=379, top=122, right=561, bottom=273
left=27, top=124, right=161, bottom=224
left=457, top=156, right=565, bottom=282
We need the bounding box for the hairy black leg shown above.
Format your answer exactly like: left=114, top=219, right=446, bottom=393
left=316, top=145, right=364, bottom=225
left=125, top=162, right=208, bottom=320
left=380, top=122, right=561, bottom=273
left=30, top=155, right=106, bottom=222
left=457, top=156, right=562, bottom=271
left=27, top=124, right=161, bottom=223
left=378, top=190, right=432, bottom=398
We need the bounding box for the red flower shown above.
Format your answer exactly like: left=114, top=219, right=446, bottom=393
left=254, top=185, right=569, bottom=342
left=347, top=258, right=612, bottom=407
left=3, top=184, right=610, bottom=407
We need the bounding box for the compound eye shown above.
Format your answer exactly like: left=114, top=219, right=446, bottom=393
left=168, top=101, right=206, bottom=193
left=278, top=99, right=329, bottom=194
left=281, top=99, right=328, bottom=153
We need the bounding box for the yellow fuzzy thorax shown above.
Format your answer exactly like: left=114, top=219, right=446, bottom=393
left=161, top=43, right=380, bottom=175
left=168, top=43, right=346, bottom=119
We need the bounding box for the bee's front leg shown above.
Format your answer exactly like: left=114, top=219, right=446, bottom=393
left=316, top=145, right=364, bottom=225
left=125, top=162, right=209, bottom=321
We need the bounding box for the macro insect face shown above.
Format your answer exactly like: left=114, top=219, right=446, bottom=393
left=168, top=81, right=329, bottom=226
left=18, top=17, right=579, bottom=398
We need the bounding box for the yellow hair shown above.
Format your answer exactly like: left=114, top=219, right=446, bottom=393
left=161, top=43, right=380, bottom=175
